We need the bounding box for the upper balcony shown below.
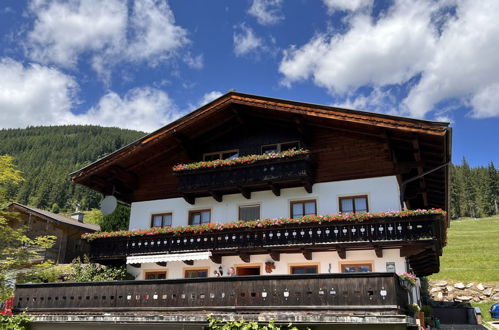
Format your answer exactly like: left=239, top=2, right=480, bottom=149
left=86, top=210, right=446, bottom=276
left=173, top=150, right=315, bottom=204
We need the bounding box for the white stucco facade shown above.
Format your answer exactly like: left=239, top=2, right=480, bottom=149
left=127, top=248, right=407, bottom=280
left=129, top=175, right=401, bottom=230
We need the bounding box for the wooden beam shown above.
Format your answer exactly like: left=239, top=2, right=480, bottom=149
left=183, top=194, right=195, bottom=205
left=302, top=249, right=312, bottom=260
left=294, top=115, right=312, bottom=145
left=269, top=250, right=280, bottom=262
left=109, top=165, right=138, bottom=190
left=183, top=260, right=194, bottom=266
left=336, top=246, right=346, bottom=259
left=269, top=182, right=280, bottom=196
left=156, top=262, right=167, bottom=267
left=210, top=254, right=222, bottom=264
left=303, top=179, right=313, bottom=193
left=129, top=263, right=141, bottom=268
left=209, top=191, right=223, bottom=203
left=412, top=138, right=429, bottom=208
left=239, top=187, right=251, bottom=200
left=239, top=252, right=251, bottom=263
left=374, top=246, right=383, bottom=258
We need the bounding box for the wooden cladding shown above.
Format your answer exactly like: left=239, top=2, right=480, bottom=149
left=13, top=273, right=408, bottom=314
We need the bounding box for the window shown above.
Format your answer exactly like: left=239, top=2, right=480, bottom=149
left=290, top=265, right=318, bottom=274
left=339, top=195, right=368, bottom=213
left=290, top=200, right=317, bottom=218
left=151, top=213, right=172, bottom=228
left=261, top=141, right=300, bottom=154
left=184, top=268, right=208, bottom=278
left=341, top=263, right=372, bottom=273
left=239, top=205, right=260, bottom=221
left=203, top=149, right=239, bottom=161
left=189, top=210, right=211, bottom=225
left=145, top=271, right=167, bottom=280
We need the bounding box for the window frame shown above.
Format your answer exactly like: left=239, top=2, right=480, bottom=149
left=202, top=149, right=239, bottom=161
left=261, top=140, right=301, bottom=154
left=184, top=267, right=209, bottom=278
left=144, top=271, right=167, bottom=280
left=339, top=261, right=374, bottom=273
left=289, top=263, right=319, bottom=275
left=339, top=195, right=369, bottom=213
left=188, top=209, right=211, bottom=225
left=238, top=204, right=261, bottom=221
left=290, top=199, right=317, bottom=218
left=150, top=213, right=173, bottom=228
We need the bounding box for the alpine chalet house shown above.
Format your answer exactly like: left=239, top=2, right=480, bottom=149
left=14, top=92, right=451, bottom=329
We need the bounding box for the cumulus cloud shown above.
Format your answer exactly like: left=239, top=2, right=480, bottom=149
left=248, top=0, right=284, bottom=25
left=198, top=91, right=223, bottom=106
left=26, top=0, right=190, bottom=76
left=279, top=0, right=499, bottom=119
left=233, top=24, right=264, bottom=57
left=322, top=0, right=372, bottom=13
left=0, top=58, right=177, bottom=132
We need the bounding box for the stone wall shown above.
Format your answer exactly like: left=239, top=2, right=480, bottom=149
left=429, top=280, right=499, bottom=302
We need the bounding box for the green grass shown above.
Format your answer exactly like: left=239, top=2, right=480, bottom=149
left=471, top=302, right=495, bottom=323
left=429, top=215, right=499, bottom=283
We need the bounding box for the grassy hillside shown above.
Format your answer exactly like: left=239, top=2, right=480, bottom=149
left=430, top=215, right=499, bottom=283
left=0, top=126, right=145, bottom=211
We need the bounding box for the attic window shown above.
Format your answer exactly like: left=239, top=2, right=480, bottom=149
left=261, top=141, right=300, bottom=154
left=203, top=150, right=239, bottom=161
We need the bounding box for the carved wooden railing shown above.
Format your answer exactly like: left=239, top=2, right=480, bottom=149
left=174, top=154, right=314, bottom=196
left=89, top=214, right=443, bottom=261
left=13, top=273, right=408, bottom=313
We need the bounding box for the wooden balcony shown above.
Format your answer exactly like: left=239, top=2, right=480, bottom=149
left=13, top=273, right=409, bottom=316
left=89, top=214, right=444, bottom=276
left=174, top=154, right=315, bottom=203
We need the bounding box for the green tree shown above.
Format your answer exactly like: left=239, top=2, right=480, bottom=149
left=0, top=155, right=56, bottom=300
left=100, top=204, right=130, bottom=232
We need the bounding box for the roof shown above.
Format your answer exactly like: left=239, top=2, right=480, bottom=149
left=70, top=92, right=449, bottom=182
left=8, top=202, right=100, bottom=232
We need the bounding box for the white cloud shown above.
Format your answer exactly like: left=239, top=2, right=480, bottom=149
left=233, top=24, right=263, bottom=57
left=280, top=0, right=499, bottom=119
left=27, top=0, right=127, bottom=68
left=184, top=53, right=204, bottom=69
left=198, top=91, right=223, bottom=106
left=0, top=58, right=78, bottom=128
left=322, top=0, right=372, bottom=13
left=248, top=0, right=283, bottom=25
left=26, top=0, right=190, bottom=75
left=77, top=87, right=177, bottom=132
left=0, top=58, right=177, bottom=132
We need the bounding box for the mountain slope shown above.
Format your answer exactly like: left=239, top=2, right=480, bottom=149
left=0, top=125, right=145, bottom=211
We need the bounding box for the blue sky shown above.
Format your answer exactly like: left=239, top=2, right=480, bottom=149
left=0, top=0, right=498, bottom=167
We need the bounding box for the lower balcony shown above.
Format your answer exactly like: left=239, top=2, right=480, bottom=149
left=13, top=273, right=414, bottom=327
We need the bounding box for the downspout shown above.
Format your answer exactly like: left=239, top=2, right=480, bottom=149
left=399, top=162, right=450, bottom=210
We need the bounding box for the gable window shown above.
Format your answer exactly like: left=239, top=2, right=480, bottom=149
left=185, top=268, right=208, bottom=278
left=189, top=210, right=211, bottom=225
left=145, top=271, right=167, bottom=280
left=290, top=265, right=318, bottom=274
left=290, top=200, right=317, bottom=218
left=341, top=263, right=372, bottom=273
left=261, top=141, right=300, bottom=154
left=203, top=150, right=239, bottom=161
left=151, top=213, right=172, bottom=228
left=239, top=204, right=260, bottom=221
left=339, top=195, right=368, bottom=213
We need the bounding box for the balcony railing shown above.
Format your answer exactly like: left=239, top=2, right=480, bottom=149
left=174, top=154, right=315, bottom=201
left=13, top=273, right=408, bottom=314
left=89, top=214, right=443, bottom=262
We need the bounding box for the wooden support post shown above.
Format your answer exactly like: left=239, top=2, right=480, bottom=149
left=209, top=191, right=223, bottom=203
left=336, top=246, right=346, bottom=259
left=303, top=179, right=313, bottom=193
left=239, top=252, right=251, bottom=263
left=269, top=183, right=281, bottom=197
left=269, top=250, right=280, bottom=262
left=374, top=246, right=383, bottom=258
left=183, top=260, right=194, bottom=266
left=210, top=254, right=222, bottom=264
left=239, top=187, right=251, bottom=200
left=183, top=194, right=195, bottom=205
left=302, top=249, right=312, bottom=260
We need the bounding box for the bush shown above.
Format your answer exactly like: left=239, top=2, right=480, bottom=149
left=67, top=256, right=133, bottom=282
left=0, top=312, right=32, bottom=330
